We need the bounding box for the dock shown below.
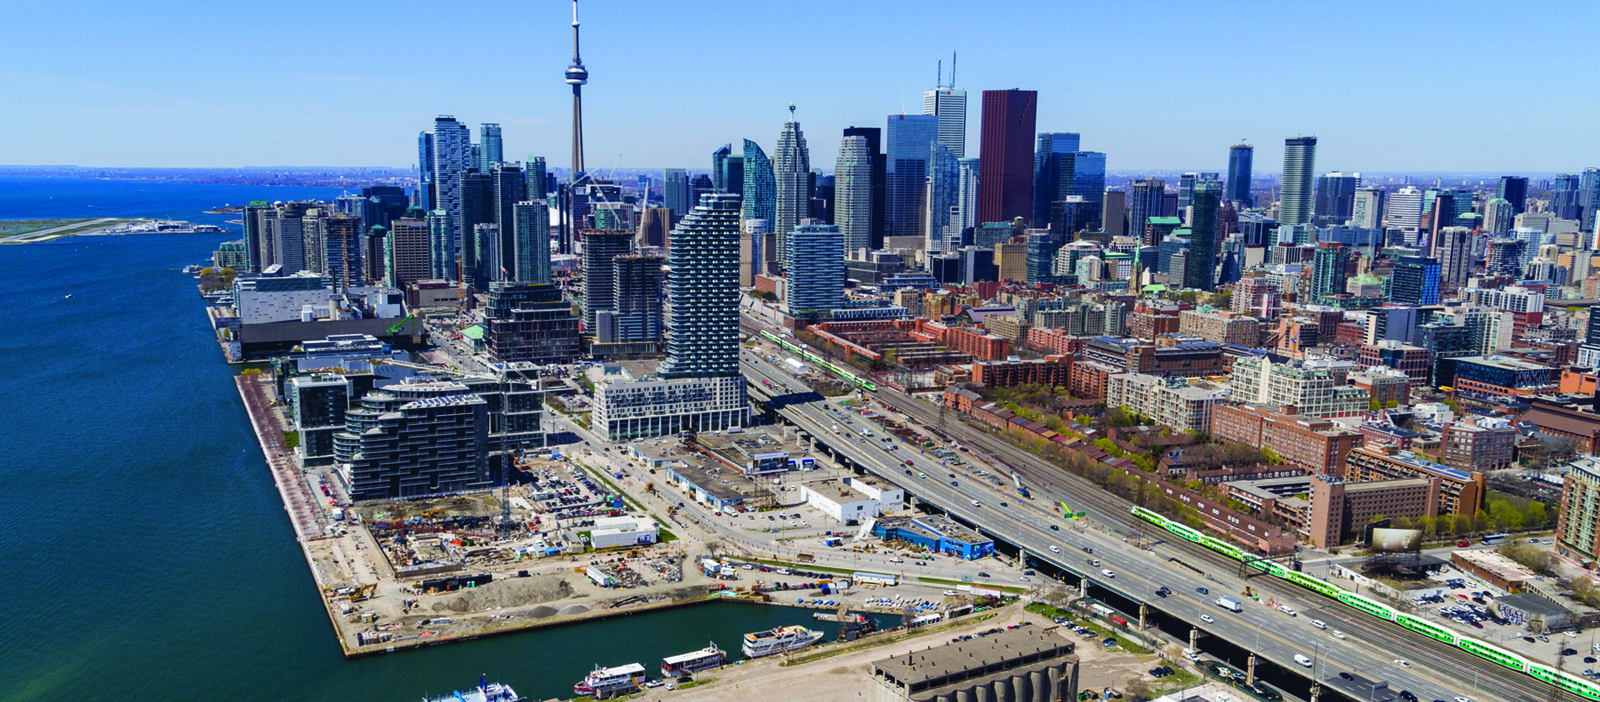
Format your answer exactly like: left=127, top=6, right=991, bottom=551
left=236, top=373, right=325, bottom=541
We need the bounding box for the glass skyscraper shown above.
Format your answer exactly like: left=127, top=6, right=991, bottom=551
left=1226, top=143, right=1253, bottom=206
left=783, top=223, right=844, bottom=317
left=1182, top=180, right=1221, bottom=290
left=741, top=140, right=775, bottom=227
left=925, top=142, right=960, bottom=253
left=512, top=200, right=550, bottom=284
left=886, top=114, right=939, bottom=241
left=1070, top=152, right=1107, bottom=231
left=1032, top=132, right=1080, bottom=227
left=841, top=126, right=886, bottom=250
left=1280, top=136, right=1317, bottom=226
left=923, top=87, right=967, bottom=158
left=478, top=123, right=502, bottom=171
left=773, top=116, right=812, bottom=258
left=835, top=135, right=874, bottom=255
left=1128, top=178, right=1166, bottom=245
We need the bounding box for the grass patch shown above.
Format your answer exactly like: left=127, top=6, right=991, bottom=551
left=1151, top=666, right=1201, bottom=694
left=915, top=576, right=1029, bottom=594
left=1025, top=602, right=1151, bottom=654
left=675, top=679, right=709, bottom=690
left=656, top=525, right=679, bottom=542
left=283, top=430, right=300, bottom=450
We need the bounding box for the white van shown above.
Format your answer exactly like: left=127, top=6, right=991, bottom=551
left=971, top=500, right=981, bottom=507
left=1294, top=654, right=1313, bottom=668
left=1311, top=619, right=1327, bottom=630
left=1182, top=648, right=1201, bottom=662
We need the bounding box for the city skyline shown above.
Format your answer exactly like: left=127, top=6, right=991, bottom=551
left=4, top=0, right=1598, bottom=172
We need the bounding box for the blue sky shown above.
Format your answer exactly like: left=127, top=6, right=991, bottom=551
left=5, top=0, right=1596, bottom=173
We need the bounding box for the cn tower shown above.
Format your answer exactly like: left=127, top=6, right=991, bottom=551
left=565, top=0, right=587, bottom=181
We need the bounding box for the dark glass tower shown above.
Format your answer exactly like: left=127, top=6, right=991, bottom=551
left=1496, top=176, right=1528, bottom=215
left=1226, top=143, right=1253, bottom=206
left=1181, top=180, right=1221, bottom=290
left=1032, top=132, right=1080, bottom=228
left=976, top=89, right=1037, bottom=225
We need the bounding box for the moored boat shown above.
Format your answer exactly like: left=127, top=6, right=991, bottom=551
left=573, top=662, right=646, bottom=699
left=421, top=675, right=522, bottom=702
left=741, top=624, right=824, bottom=658
left=661, top=643, right=726, bottom=678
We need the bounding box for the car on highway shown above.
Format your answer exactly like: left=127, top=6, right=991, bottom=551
left=1196, top=586, right=1208, bottom=595
left=1050, top=524, right=1060, bottom=531
left=1081, top=546, right=1094, bottom=553
left=1278, top=605, right=1297, bottom=616
left=1200, top=614, right=1215, bottom=623
left=1454, top=697, right=1473, bottom=702
left=905, top=469, right=913, bottom=476
left=1101, top=569, right=1115, bottom=578
left=943, top=590, right=958, bottom=596
left=1339, top=672, right=1353, bottom=680
left=977, top=571, right=990, bottom=578
left=1397, top=692, right=1416, bottom=702
left=1049, top=545, right=1061, bottom=553
left=1020, top=576, right=1030, bottom=582
left=971, top=500, right=981, bottom=507
left=951, top=481, right=958, bottom=487
left=1311, top=619, right=1327, bottom=629
left=1000, top=502, right=1008, bottom=508
left=1331, top=630, right=1346, bottom=639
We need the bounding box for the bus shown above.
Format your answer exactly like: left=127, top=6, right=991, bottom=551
left=1481, top=533, right=1509, bottom=545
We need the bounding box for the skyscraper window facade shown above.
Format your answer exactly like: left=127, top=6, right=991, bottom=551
left=512, top=201, right=550, bottom=284
left=1351, top=187, right=1385, bottom=229
left=1496, top=176, right=1528, bottom=215
left=885, top=114, right=939, bottom=241
left=1129, top=178, right=1166, bottom=245
left=1070, top=152, right=1107, bottom=232
left=478, top=123, right=502, bottom=171
left=1032, top=133, right=1080, bottom=227
left=783, top=223, right=845, bottom=317
left=1226, top=143, right=1253, bottom=206
left=957, top=157, right=980, bottom=231
left=835, top=135, right=874, bottom=255
left=428, top=116, right=472, bottom=271
left=841, top=126, right=886, bottom=250
left=663, top=168, right=691, bottom=223
left=661, top=193, right=744, bottom=380
left=925, top=143, right=961, bottom=252
left=923, top=87, right=967, bottom=158
left=1182, top=180, right=1222, bottom=290
left=1279, top=136, right=1317, bottom=226
left=741, top=140, right=776, bottom=229
left=1313, top=172, right=1359, bottom=225
left=976, top=89, right=1038, bottom=225
left=773, top=116, right=812, bottom=258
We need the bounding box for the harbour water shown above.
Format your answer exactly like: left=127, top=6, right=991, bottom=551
left=0, top=181, right=892, bottom=702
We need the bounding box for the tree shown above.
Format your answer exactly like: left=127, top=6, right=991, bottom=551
left=1416, top=515, right=1436, bottom=537
left=1453, top=514, right=1474, bottom=535
left=1490, top=501, right=1523, bottom=531
left=1525, top=502, right=1550, bottom=528
left=1473, top=509, right=1492, bottom=534
left=1393, top=516, right=1413, bottom=530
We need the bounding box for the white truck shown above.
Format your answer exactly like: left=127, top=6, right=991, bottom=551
left=1216, top=596, right=1243, bottom=613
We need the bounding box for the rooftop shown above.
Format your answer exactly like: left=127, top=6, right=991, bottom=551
left=873, top=627, right=1075, bottom=691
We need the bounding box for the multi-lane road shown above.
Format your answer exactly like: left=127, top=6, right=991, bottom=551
left=739, top=338, right=1565, bottom=702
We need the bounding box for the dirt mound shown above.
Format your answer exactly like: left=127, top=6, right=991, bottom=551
left=421, top=575, right=576, bottom=613
left=559, top=604, right=591, bottom=616
left=529, top=606, right=559, bottom=619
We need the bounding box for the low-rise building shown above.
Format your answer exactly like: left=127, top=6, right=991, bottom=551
left=1069, top=359, right=1121, bottom=400
left=1228, top=356, right=1368, bottom=418
left=1307, top=473, right=1439, bottom=548
left=333, top=381, right=490, bottom=502
left=874, top=515, right=995, bottom=560
left=1106, top=373, right=1224, bottom=434
left=800, top=477, right=905, bottom=524
left=1349, top=367, right=1411, bottom=406
left=1450, top=355, right=1556, bottom=399
left=1211, top=403, right=1364, bottom=476
left=591, top=373, right=748, bottom=442
left=1440, top=417, right=1517, bottom=472
left=971, top=356, right=1074, bottom=388
left=1219, top=477, right=1311, bottom=533
left=870, top=628, right=1078, bottom=702
left=1179, top=308, right=1261, bottom=346
left=588, top=515, right=660, bottom=550
left=1452, top=550, right=1534, bottom=593
left=1343, top=444, right=1485, bottom=517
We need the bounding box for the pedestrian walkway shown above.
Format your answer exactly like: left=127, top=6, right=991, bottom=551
left=236, top=374, right=323, bottom=541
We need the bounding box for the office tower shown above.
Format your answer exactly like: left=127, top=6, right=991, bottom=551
left=719, top=154, right=744, bottom=196
left=241, top=203, right=271, bottom=273
left=738, top=219, right=768, bottom=287
left=526, top=156, right=547, bottom=201
left=1351, top=186, right=1385, bottom=229
left=427, top=210, right=454, bottom=281
left=363, top=226, right=387, bottom=285
left=1496, top=176, right=1528, bottom=215
left=1424, top=191, right=1456, bottom=253
left=925, top=143, right=961, bottom=252
left=388, top=216, right=432, bottom=291
left=1182, top=180, right=1222, bottom=290
left=835, top=135, right=874, bottom=255
left=360, top=186, right=410, bottom=233
left=773, top=110, right=812, bottom=255
left=511, top=200, right=551, bottom=284
left=976, top=89, right=1037, bottom=225
left=320, top=215, right=363, bottom=292
left=1582, top=168, right=1600, bottom=232
left=1310, top=242, right=1346, bottom=302
left=1033, top=132, right=1081, bottom=227
left=1314, top=172, right=1359, bottom=224
left=1129, top=178, right=1166, bottom=245
left=741, top=139, right=776, bottom=232
left=1390, top=256, right=1441, bottom=305
left=957, top=157, right=980, bottom=230
left=1102, top=188, right=1126, bottom=238
left=661, top=193, right=743, bottom=379
left=637, top=208, right=671, bottom=249
left=840, top=127, right=886, bottom=249
left=663, top=168, right=691, bottom=223
left=582, top=230, right=633, bottom=331
left=923, top=85, right=967, bottom=158
left=479, top=123, right=502, bottom=170
left=1485, top=239, right=1527, bottom=278
left=784, top=223, right=845, bottom=317
left=711, top=145, right=732, bottom=192
left=1553, top=174, right=1584, bottom=221
left=427, top=116, right=472, bottom=266
left=1226, top=143, right=1254, bottom=206
left=1385, top=186, right=1423, bottom=230
left=1437, top=226, right=1472, bottom=290
left=611, top=254, right=666, bottom=343
left=886, top=114, right=939, bottom=241
left=1070, top=152, right=1107, bottom=231
left=565, top=0, right=588, bottom=181
left=809, top=171, right=833, bottom=224
left=1177, top=173, right=1198, bottom=217
left=1484, top=198, right=1514, bottom=235
left=474, top=223, right=502, bottom=284
left=1279, top=136, right=1317, bottom=226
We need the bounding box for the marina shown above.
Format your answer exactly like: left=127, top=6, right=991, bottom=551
left=660, top=643, right=726, bottom=678
left=741, top=624, right=826, bottom=659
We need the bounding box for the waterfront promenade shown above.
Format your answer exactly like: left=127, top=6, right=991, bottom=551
left=236, top=373, right=323, bottom=541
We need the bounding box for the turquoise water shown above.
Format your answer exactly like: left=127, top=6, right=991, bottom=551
left=0, top=184, right=889, bottom=702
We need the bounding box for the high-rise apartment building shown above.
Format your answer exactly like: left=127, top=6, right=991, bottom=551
left=711, top=144, right=732, bottom=192
left=1437, top=226, right=1472, bottom=291
left=459, top=169, right=494, bottom=286
left=841, top=126, right=886, bottom=249
left=489, top=164, right=526, bottom=282
left=427, top=116, right=472, bottom=270
left=1182, top=180, right=1221, bottom=290
left=957, top=157, right=980, bottom=231
left=1032, top=133, right=1081, bottom=228
left=773, top=113, right=812, bottom=259
left=511, top=201, right=550, bottom=284
left=976, top=89, right=1037, bottom=225
left=1483, top=198, right=1515, bottom=235
left=923, top=86, right=967, bottom=158
left=582, top=230, right=633, bottom=331
left=1314, top=172, right=1359, bottom=224
left=1552, top=174, right=1583, bottom=221
left=1389, top=256, right=1441, bottom=305
left=427, top=209, right=455, bottom=282
left=320, top=215, right=363, bottom=292
left=1226, top=143, right=1253, bottom=206
left=1582, top=168, right=1600, bottom=232
left=1279, top=136, right=1317, bottom=226
left=526, top=157, right=547, bottom=201
left=835, top=135, right=874, bottom=255
left=784, top=223, right=844, bottom=317
left=1311, top=242, right=1346, bottom=302
left=661, top=193, right=743, bottom=379
left=610, top=254, right=665, bottom=343
left=336, top=381, right=489, bottom=502
left=1102, top=188, right=1126, bottom=239
left=483, top=282, right=581, bottom=364
left=1556, top=459, right=1600, bottom=564
left=387, top=217, right=432, bottom=291
left=886, top=114, right=939, bottom=242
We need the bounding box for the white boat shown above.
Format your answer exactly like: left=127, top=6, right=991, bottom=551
left=422, top=675, right=522, bottom=702
left=573, top=662, right=645, bottom=699
left=661, top=643, right=726, bottom=678
left=741, top=624, right=824, bottom=658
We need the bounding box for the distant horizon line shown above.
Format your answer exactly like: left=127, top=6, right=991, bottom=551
left=0, top=165, right=1579, bottom=178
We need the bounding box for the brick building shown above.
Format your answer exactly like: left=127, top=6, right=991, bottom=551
left=1127, top=311, right=1180, bottom=341
left=1344, top=444, right=1485, bottom=517
left=1211, top=403, right=1364, bottom=477
left=1026, top=327, right=1089, bottom=355
left=1357, top=340, right=1431, bottom=387
left=1440, top=417, right=1517, bottom=473
left=1307, top=473, right=1440, bottom=548
left=1179, top=309, right=1262, bottom=346
left=1069, top=359, right=1121, bottom=400
left=971, top=356, right=1074, bottom=388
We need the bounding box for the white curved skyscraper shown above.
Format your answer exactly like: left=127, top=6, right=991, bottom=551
left=835, top=135, right=873, bottom=256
